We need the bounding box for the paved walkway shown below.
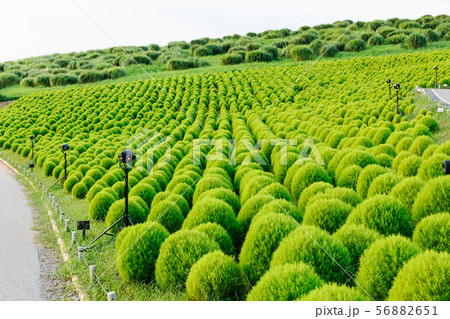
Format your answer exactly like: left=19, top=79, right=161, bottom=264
left=424, top=88, right=450, bottom=107
left=0, top=160, right=43, bottom=300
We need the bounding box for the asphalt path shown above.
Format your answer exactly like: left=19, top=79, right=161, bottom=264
left=425, top=88, right=450, bottom=107
left=0, top=160, right=43, bottom=300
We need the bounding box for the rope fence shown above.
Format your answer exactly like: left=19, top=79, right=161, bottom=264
left=0, top=151, right=115, bottom=301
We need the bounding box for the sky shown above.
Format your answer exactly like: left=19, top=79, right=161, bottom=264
left=0, top=0, right=449, bottom=62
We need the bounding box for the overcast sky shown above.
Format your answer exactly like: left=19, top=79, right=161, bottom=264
left=0, top=0, right=449, bottom=62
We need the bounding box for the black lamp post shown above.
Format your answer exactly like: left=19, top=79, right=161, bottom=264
left=443, top=160, right=450, bottom=175
left=29, top=135, right=35, bottom=172
left=434, top=66, right=438, bottom=87
left=49, top=143, right=70, bottom=190
left=393, top=83, right=403, bottom=117
left=85, top=150, right=136, bottom=250
left=386, top=79, right=392, bottom=99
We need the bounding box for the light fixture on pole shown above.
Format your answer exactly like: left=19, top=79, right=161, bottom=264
left=49, top=144, right=70, bottom=190
left=434, top=66, right=438, bottom=87
left=393, top=83, right=403, bottom=117
left=386, top=79, right=392, bottom=99
left=443, top=160, right=450, bottom=175
left=85, top=150, right=136, bottom=250
left=26, top=135, right=36, bottom=172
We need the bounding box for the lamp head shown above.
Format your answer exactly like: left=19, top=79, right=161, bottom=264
left=30, top=135, right=35, bottom=141
left=386, top=79, right=391, bottom=84
left=393, top=83, right=401, bottom=90
left=62, top=144, right=70, bottom=152
left=443, top=160, right=450, bottom=175
left=119, top=150, right=136, bottom=169
left=434, top=66, right=438, bottom=70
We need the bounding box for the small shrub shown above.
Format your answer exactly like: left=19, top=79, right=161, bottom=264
left=418, top=153, right=448, bottom=180
left=412, top=176, right=450, bottom=222
left=148, top=199, right=184, bottom=233
left=245, top=50, right=274, bottom=62
left=239, top=213, right=297, bottom=285
left=388, top=251, right=450, bottom=301
left=196, top=188, right=241, bottom=214
left=72, top=182, right=88, bottom=199
left=413, top=213, right=450, bottom=253
left=389, top=177, right=425, bottom=212
left=405, top=33, right=427, bottom=49
left=368, top=35, right=385, bottom=46
left=320, top=44, right=338, bottom=57
left=397, top=155, right=422, bottom=177
left=303, top=199, right=353, bottom=233
left=78, top=70, right=104, bottom=83
left=289, top=45, right=314, bottom=61
left=271, top=226, right=353, bottom=283
left=297, top=182, right=333, bottom=214
left=183, top=198, right=241, bottom=246
left=254, top=199, right=303, bottom=224
left=88, top=191, right=117, bottom=220
left=345, top=195, right=413, bottom=237
left=116, top=222, right=169, bottom=282
left=291, top=163, right=332, bottom=202
left=186, top=251, right=247, bottom=301
left=193, top=223, right=235, bottom=255
left=105, top=197, right=148, bottom=233
left=237, top=195, right=273, bottom=233
left=337, top=165, right=362, bottom=190
left=63, top=176, right=79, bottom=193
left=300, top=283, right=370, bottom=301
left=345, top=39, right=366, bottom=52
left=155, top=230, right=220, bottom=289
left=357, top=236, right=421, bottom=300
left=247, top=263, right=324, bottom=301
left=356, top=165, right=389, bottom=198
left=409, top=135, right=434, bottom=156
left=50, top=74, right=78, bottom=86
left=366, top=173, right=403, bottom=197
left=129, top=183, right=156, bottom=207
left=220, top=54, right=244, bottom=65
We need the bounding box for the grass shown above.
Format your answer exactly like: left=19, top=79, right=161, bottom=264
left=2, top=41, right=450, bottom=100
left=1, top=149, right=187, bottom=301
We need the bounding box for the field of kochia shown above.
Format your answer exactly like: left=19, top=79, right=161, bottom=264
left=0, top=48, right=449, bottom=301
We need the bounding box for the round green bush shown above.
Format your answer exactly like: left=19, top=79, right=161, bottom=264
left=253, top=199, right=303, bottom=224
left=220, top=54, right=244, bottom=65
left=43, top=161, right=56, bottom=176
left=417, top=115, right=439, bottom=133
left=86, top=168, right=103, bottom=181
left=247, top=263, right=323, bottom=301
left=196, top=188, right=241, bottom=214
left=271, top=226, right=353, bottom=283
left=64, top=175, right=80, bottom=193
left=239, top=213, right=297, bottom=285
left=89, top=191, right=117, bottom=220
left=389, top=177, right=425, bottom=212
left=332, top=224, right=382, bottom=272
left=409, top=135, right=434, bottom=156
left=155, top=230, right=220, bottom=289
left=418, top=153, right=448, bottom=180
left=345, top=195, right=413, bottom=237
left=345, top=39, right=366, bottom=52
left=392, top=151, right=412, bottom=170
left=412, top=176, right=450, bottom=222
left=356, top=165, right=389, bottom=198
left=300, top=283, right=370, bottom=301
left=405, top=33, right=427, bottom=49
left=257, top=182, right=293, bottom=202
left=289, top=45, right=314, bottom=61
left=356, top=236, right=421, bottom=300
left=291, top=163, right=332, bottom=202
left=193, top=223, right=235, bottom=255
left=182, top=198, right=241, bottom=246
left=337, top=165, right=362, bottom=190
left=148, top=199, right=184, bottom=233
left=335, top=151, right=377, bottom=182
left=412, top=213, right=450, bottom=253
left=303, top=199, right=353, bottom=233
left=305, top=187, right=362, bottom=210
left=81, top=176, right=95, bottom=189
left=245, top=50, right=274, bottom=62
left=237, top=194, right=273, bottom=233
left=129, top=183, right=156, bottom=207
left=397, top=155, right=422, bottom=177
left=72, top=182, right=88, bottom=199
left=186, top=251, right=247, bottom=301
left=368, top=34, right=385, bottom=46
left=193, top=176, right=232, bottom=203
left=366, top=173, right=403, bottom=197
left=320, top=44, right=338, bottom=57
left=105, top=197, right=148, bottom=233
left=388, top=250, right=450, bottom=301
left=297, top=182, right=333, bottom=214
left=116, top=222, right=169, bottom=282
left=240, top=174, right=277, bottom=204
left=86, top=184, right=104, bottom=204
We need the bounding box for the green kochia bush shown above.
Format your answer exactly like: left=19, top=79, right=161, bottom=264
left=253, top=199, right=303, bottom=224
left=155, top=230, right=220, bottom=289
left=182, top=198, right=241, bottom=246
left=72, top=182, right=88, bottom=199
left=148, top=199, right=184, bottom=233
left=64, top=175, right=80, bottom=193
left=356, top=236, right=421, bottom=300
left=366, top=173, right=403, bottom=197
left=412, top=176, right=450, bottom=222
left=300, top=283, right=370, bottom=301
left=106, top=197, right=148, bottom=233
left=297, top=182, right=333, bottom=214
left=239, top=213, right=297, bottom=285
left=271, top=226, right=353, bottom=283
left=345, top=195, right=413, bottom=237
left=289, top=45, right=314, bottom=61
left=88, top=191, right=117, bottom=220
left=193, top=223, right=235, bottom=255
left=412, top=213, right=450, bottom=253
left=418, top=153, right=448, bottom=181
left=247, top=263, right=324, bottom=301
left=388, top=251, right=450, bottom=301
left=116, top=222, right=169, bottom=282
left=332, top=224, right=382, bottom=273
left=291, top=163, right=332, bottom=202
left=196, top=188, right=241, bottom=214
left=345, top=39, right=366, bottom=52
left=186, top=251, right=247, bottom=301
left=405, top=33, right=427, bottom=49
left=237, top=195, right=273, bottom=233
left=303, top=199, right=353, bottom=233
left=389, top=177, right=425, bottom=212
